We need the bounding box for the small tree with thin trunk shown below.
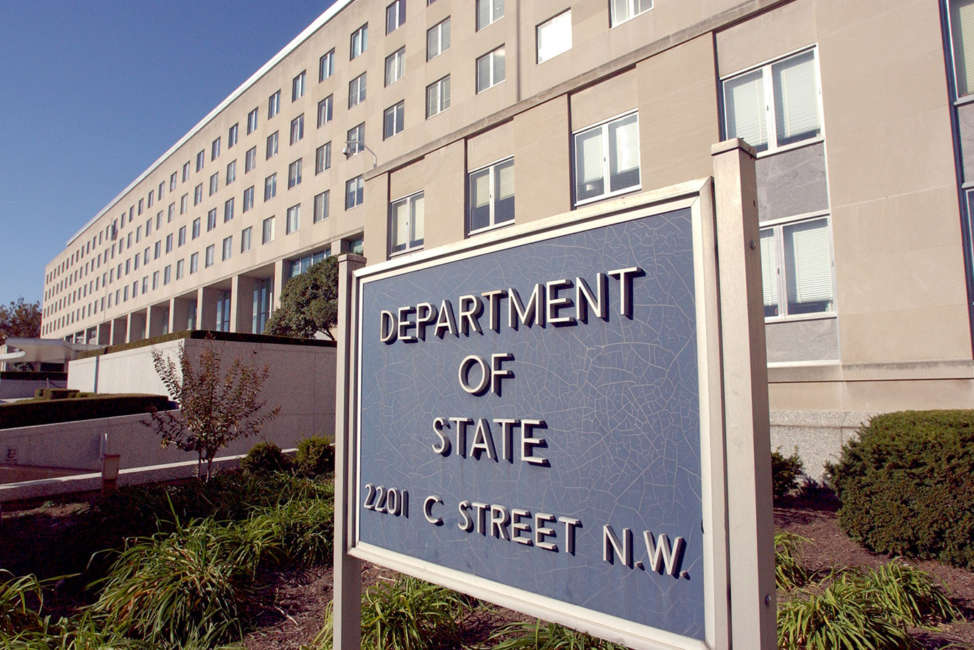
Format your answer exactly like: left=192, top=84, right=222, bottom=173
left=144, top=339, right=280, bottom=480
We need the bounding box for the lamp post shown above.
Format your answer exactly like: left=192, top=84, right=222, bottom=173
left=342, top=139, right=377, bottom=168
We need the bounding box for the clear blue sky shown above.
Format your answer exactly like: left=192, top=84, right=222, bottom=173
left=0, top=0, right=337, bottom=307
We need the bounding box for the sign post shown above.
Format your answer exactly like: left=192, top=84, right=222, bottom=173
left=334, top=142, right=773, bottom=649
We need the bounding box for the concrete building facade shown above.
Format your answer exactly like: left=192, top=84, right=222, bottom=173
left=41, top=0, right=974, bottom=469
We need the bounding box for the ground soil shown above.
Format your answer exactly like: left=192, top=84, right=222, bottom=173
left=2, top=490, right=973, bottom=649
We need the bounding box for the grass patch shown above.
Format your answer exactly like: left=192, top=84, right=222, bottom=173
left=489, top=619, right=628, bottom=649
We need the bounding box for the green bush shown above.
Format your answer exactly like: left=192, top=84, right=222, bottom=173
left=296, top=436, right=335, bottom=477
left=315, top=576, right=468, bottom=649
left=771, top=448, right=804, bottom=499
left=0, top=393, right=173, bottom=429
left=774, top=531, right=809, bottom=591
left=241, top=441, right=290, bottom=475
left=829, top=410, right=974, bottom=568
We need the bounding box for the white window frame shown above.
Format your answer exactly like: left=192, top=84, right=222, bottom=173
left=292, top=70, right=306, bottom=101
left=350, top=23, right=368, bottom=59
left=386, top=0, right=406, bottom=34
left=383, top=101, right=405, bottom=139
left=226, top=160, right=236, bottom=184
left=243, top=186, right=254, bottom=212
left=720, top=46, right=824, bottom=157
left=572, top=110, right=642, bottom=206
left=241, top=227, right=252, bottom=253
left=385, top=47, right=405, bottom=86
left=245, top=147, right=257, bottom=172
left=317, top=95, right=334, bottom=127
left=286, top=204, right=300, bottom=234
left=211, top=137, right=221, bottom=161
left=349, top=72, right=367, bottom=108
left=190, top=252, right=199, bottom=274
left=467, top=156, right=514, bottom=235
left=247, top=108, right=259, bottom=134
left=264, top=173, right=277, bottom=201
left=290, top=114, right=304, bottom=144
left=759, top=212, right=836, bottom=322
left=266, top=131, right=279, bottom=159
left=476, top=0, right=503, bottom=31
left=262, top=216, right=275, bottom=244
left=427, top=18, right=450, bottom=61
left=316, top=142, right=332, bottom=174
left=609, top=0, right=653, bottom=27
left=389, top=191, right=424, bottom=255
left=536, top=9, right=572, bottom=64
left=222, top=236, right=232, bottom=261
left=268, top=90, right=281, bottom=118
left=288, top=159, right=303, bottom=188
left=314, top=190, right=330, bottom=223
left=319, top=48, right=335, bottom=81
left=346, top=175, right=365, bottom=209
left=476, top=46, right=505, bottom=93
left=426, top=75, right=450, bottom=118
left=347, top=123, right=366, bottom=155
left=228, top=123, right=238, bottom=147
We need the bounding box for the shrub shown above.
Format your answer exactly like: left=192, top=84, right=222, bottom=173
left=241, top=441, right=290, bottom=476
left=489, top=620, right=627, bottom=649
left=295, top=436, right=335, bottom=477
left=829, top=410, right=974, bottom=568
left=774, top=531, right=809, bottom=591
left=859, top=559, right=958, bottom=627
left=0, top=393, right=173, bottom=429
left=0, top=570, right=44, bottom=635
left=771, top=448, right=804, bottom=499
left=315, top=576, right=468, bottom=649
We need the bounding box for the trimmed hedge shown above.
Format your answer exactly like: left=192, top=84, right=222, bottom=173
left=295, top=436, right=334, bottom=477
left=830, top=410, right=974, bottom=569
left=75, top=329, right=335, bottom=360
left=241, top=442, right=290, bottom=475
left=0, top=394, right=174, bottom=429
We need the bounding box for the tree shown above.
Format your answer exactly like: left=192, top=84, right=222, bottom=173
left=0, top=298, right=42, bottom=344
left=144, top=339, right=280, bottom=480
left=264, top=257, right=338, bottom=339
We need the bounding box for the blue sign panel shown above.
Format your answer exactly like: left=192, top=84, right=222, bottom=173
left=357, top=208, right=705, bottom=640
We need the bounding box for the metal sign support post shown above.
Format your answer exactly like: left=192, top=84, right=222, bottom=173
left=333, top=253, right=366, bottom=650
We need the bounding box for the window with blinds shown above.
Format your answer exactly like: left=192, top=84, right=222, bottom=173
left=951, top=0, right=974, bottom=97
left=760, top=216, right=834, bottom=319
left=722, top=47, right=821, bottom=154
left=572, top=111, right=641, bottom=205
left=467, top=158, right=514, bottom=234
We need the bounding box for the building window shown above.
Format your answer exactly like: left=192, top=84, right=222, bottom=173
left=226, top=160, right=236, bottom=184
left=349, top=73, right=367, bottom=108
left=252, top=279, right=272, bottom=334
left=176, top=259, right=185, bottom=280
left=426, top=76, right=450, bottom=118
left=180, top=194, right=188, bottom=214
left=138, top=198, right=144, bottom=215
left=386, top=0, right=406, bottom=33
left=268, top=90, right=281, bottom=118
left=170, top=171, right=177, bottom=191
left=345, top=176, right=365, bottom=209
left=165, top=233, right=173, bottom=253
left=264, top=173, right=277, bottom=201
left=209, top=172, right=219, bottom=196
left=167, top=204, right=175, bottom=221
left=427, top=18, right=450, bottom=60
left=573, top=111, right=640, bottom=204
left=245, top=146, right=257, bottom=172
left=211, top=137, right=221, bottom=161
left=476, top=0, right=503, bottom=30
left=262, top=216, right=275, bottom=244
left=182, top=161, right=190, bottom=182
left=319, top=48, right=335, bottom=81
left=292, top=70, right=306, bottom=101
left=315, top=142, right=332, bottom=173
left=314, top=190, right=330, bottom=223
left=721, top=48, right=821, bottom=154
left=222, top=236, right=232, bottom=261
left=247, top=108, right=259, bottom=134
left=537, top=10, right=571, bottom=63
left=207, top=209, right=217, bottom=231
left=190, top=252, right=199, bottom=274
left=152, top=272, right=159, bottom=290
left=760, top=216, right=834, bottom=319
left=243, top=186, right=254, bottom=212
left=196, top=150, right=205, bottom=171
left=389, top=191, right=424, bottom=254
left=468, top=157, right=514, bottom=233
left=193, top=184, right=203, bottom=206
left=266, top=131, right=279, bottom=159
left=192, top=218, right=201, bottom=239
left=228, top=123, right=238, bottom=147
left=385, top=48, right=405, bottom=86
left=286, top=204, right=300, bottom=234
left=205, top=245, right=215, bottom=268
left=241, top=226, right=252, bottom=252
left=317, top=94, right=334, bottom=127
left=350, top=23, right=368, bottom=59
left=610, top=0, right=652, bottom=27
left=288, top=159, right=303, bottom=188
left=383, top=101, right=405, bottom=139
left=215, top=292, right=231, bottom=332
left=164, top=265, right=173, bottom=285
left=346, top=123, right=365, bottom=154
left=476, top=46, right=505, bottom=93
left=290, top=115, right=305, bottom=144
left=224, top=197, right=235, bottom=222
left=177, top=225, right=186, bottom=247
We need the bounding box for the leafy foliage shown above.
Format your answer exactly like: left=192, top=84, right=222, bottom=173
left=241, top=441, right=291, bottom=475
left=489, top=619, right=627, bottom=649
left=771, top=447, right=805, bottom=499
left=0, top=570, right=45, bottom=634
left=859, top=560, right=959, bottom=628
left=296, top=435, right=335, bottom=477
left=774, top=531, right=809, bottom=591
left=264, top=257, right=338, bottom=339
left=829, top=410, right=974, bottom=568
left=316, top=576, right=469, bottom=650
left=0, top=297, right=41, bottom=345
left=144, top=338, right=280, bottom=480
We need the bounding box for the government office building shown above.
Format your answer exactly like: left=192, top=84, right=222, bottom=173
left=41, top=0, right=974, bottom=470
